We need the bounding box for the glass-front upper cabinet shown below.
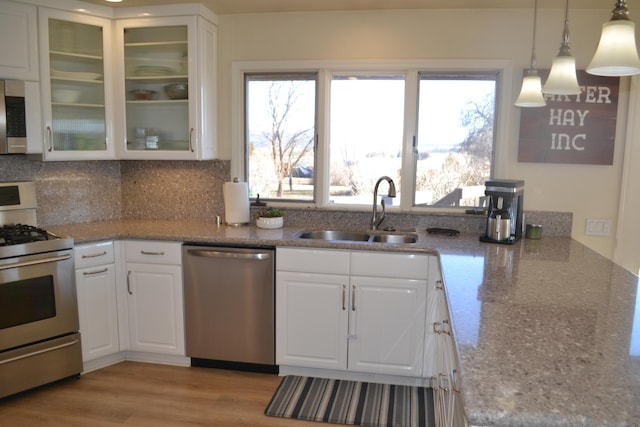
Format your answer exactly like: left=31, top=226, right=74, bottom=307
left=38, top=9, right=115, bottom=160
left=115, top=15, right=217, bottom=160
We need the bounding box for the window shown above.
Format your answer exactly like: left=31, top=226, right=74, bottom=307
left=245, top=73, right=317, bottom=201
left=234, top=60, right=504, bottom=211
left=415, top=74, right=497, bottom=208
left=329, top=75, right=405, bottom=206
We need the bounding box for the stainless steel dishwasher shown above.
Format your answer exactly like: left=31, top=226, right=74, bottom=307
left=182, top=244, right=276, bottom=373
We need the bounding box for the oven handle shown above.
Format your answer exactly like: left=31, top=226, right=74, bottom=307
left=0, top=338, right=80, bottom=366
left=0, top=254, right=71, bottom=271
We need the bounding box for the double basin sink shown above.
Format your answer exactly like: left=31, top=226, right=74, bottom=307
left=296, top=230, right=417, bottom=244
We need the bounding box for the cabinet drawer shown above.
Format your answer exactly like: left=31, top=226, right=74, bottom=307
left=125, top=240, right=182, bottom=265
left=74, top=241, right=115, bottom=269
left=351, top=251, right=429, bottom=279
left=277, top=247, right=350, bottom=275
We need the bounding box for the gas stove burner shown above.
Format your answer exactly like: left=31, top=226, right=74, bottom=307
left=0, top=224, right=55, bottom=246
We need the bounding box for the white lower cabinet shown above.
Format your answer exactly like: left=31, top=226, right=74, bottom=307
left=74, top=241, right=120, bottom=368
left=276, top=248, right=428, bottom=377
left=277, top=271, right=348, bottom=370
left=124, top=241, right=185, bottom=356
left=348, top=275, right=426, bottom=376
left=424, top=256, right=466, bottom=427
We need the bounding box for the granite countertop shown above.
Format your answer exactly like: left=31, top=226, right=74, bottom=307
left=48, top=219, right=640, bottom=427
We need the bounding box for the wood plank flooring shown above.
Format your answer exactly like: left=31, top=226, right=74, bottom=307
left=0, top=361, right=339, bottom=426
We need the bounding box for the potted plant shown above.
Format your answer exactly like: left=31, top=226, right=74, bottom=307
left=254, top=207, right=284, bottom=229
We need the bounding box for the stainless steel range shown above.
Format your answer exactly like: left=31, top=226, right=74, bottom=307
left=0, top=182, right=81, bottom=399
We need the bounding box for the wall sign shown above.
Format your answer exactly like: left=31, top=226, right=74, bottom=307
left=517, top=70, right=619, bottom=165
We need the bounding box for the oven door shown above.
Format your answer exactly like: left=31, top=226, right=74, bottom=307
left=0, top=249, right=78, bottom=352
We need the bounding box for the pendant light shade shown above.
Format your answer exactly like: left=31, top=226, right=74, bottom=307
left=543, top=0, right=581, bottom=95
left=515, top=0, right=546, bottom=107
left=516, top=72, right=547, bottom=107
left=587, top=1, right=640, bottom=76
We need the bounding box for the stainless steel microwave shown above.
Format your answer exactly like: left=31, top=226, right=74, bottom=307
left=0, top=80, right=27, bottom=154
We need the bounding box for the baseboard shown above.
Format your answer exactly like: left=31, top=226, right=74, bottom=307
left=278, top=365, right=433, bottom=387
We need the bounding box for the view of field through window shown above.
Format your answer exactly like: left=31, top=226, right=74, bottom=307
left=245, top=72, right=496, bottom=208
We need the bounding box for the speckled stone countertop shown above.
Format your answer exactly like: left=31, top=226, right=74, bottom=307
left=48, top=219, right=640, bottom=427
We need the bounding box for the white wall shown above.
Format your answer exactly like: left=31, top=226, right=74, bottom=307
left=215, top=6, right=633, bottom=262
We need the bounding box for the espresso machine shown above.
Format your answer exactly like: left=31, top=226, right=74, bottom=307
left=480, top=179, right=524, bottom=245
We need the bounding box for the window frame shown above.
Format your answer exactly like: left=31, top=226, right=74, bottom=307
left=231, top=59, right=512, bottom=213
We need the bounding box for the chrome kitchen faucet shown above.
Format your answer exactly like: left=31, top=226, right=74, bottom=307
left=371, top=176, right=396, bottom=230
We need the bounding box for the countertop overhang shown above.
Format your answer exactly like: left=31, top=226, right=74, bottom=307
left=48, top=219, right=640, bottom=427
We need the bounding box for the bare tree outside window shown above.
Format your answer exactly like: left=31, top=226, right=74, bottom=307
left=246, top=75, right=316, bottom=201
left=415, top=77, right=496, bottom=207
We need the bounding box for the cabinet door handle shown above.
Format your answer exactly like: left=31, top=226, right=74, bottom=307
left=47, top=126, right=53, bottom=152
left=82, top=251, right=107, bottom=259
left=83, top=267, right=108, bottom=276
left=189, top=127, right=194, bottom=152
left=127, top=270, right=133, bottom=295
left=351, top=285, right=356, bottom=311
left=140, top=250, right=165, bottom=256
left=342, top=284, right=346, bottom=310
left=435, top=279, right=444, bottom=291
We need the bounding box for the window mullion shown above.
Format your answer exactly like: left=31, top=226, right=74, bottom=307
left=401, top=70, right=419, bottom=211
left=315, top=69, right=331, bottom=207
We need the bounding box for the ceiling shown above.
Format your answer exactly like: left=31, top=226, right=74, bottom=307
left=80, top=0, right=611, bottom=15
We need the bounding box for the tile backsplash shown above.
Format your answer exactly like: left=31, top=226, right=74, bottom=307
left=0, top=156, right=571, bottom=235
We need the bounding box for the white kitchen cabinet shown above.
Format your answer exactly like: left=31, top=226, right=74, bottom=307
left=348, top=275, right=426, bottom=376
left=423, top=256, right=457, bottom=378
left=124, top=241, right=185, bottom=356
left=277, top=270, right=349, bottom=370
left=0, top=1, right=39, bottom=80
left=423, top=256, right=466, bottom=427
left=276, top=248, right=428, bottom=377
left=114, top=14, right=217, bottom=160
left=38, top=8, right=115, bottom=160
left=74, top=241, right=119, bottom=366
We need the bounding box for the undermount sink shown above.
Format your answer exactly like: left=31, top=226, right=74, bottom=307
left=296, top=230, right=417, bottom=244
left=370, top=234, right=417, bottom=244
left=296, top=230, right=371, bottom=242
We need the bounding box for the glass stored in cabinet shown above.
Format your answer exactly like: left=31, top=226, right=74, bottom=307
left=47, top=18, right=107, bottom=151
left=123, top=25, right=190, bottom=152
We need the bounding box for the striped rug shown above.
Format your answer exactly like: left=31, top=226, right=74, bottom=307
left=264, top=376, right=435, bottom=427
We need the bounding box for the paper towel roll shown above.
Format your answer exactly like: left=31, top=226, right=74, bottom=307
left=223, top=181, right=250, bottom=225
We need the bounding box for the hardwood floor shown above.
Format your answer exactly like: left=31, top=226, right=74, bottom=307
left=0, top=361, right=338, bottom=426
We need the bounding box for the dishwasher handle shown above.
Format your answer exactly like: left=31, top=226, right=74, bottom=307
left=186, top=248, right=272, bottom=260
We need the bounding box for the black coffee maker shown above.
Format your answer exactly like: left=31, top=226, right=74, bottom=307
left=480, top=179, right=524, bottom=245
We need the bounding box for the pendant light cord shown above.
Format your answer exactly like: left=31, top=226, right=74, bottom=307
left=528, top=0, right=539, bottom=72
left=559, top=0, right=571, bottom=55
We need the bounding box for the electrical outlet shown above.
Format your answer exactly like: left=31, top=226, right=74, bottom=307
left=585, top=218, right=612, bottom=236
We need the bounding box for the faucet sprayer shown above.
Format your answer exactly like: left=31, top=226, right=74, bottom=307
left=371, top=176, right=396, bottom=230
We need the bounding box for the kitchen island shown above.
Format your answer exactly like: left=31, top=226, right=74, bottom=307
left=48, top=219, right=640, bottom=427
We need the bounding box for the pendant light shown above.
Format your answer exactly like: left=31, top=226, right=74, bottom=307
left=515, top=0, right=546, bottom=107
left=587, top=0, right=640, bottom=76
left=543, top=0, right=581, bottom=95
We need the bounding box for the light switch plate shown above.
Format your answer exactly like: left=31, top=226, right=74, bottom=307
left=585, top=218, right=612, bottom=236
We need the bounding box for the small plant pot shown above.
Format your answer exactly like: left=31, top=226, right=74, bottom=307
left=256, top=216, right=283, bottom=229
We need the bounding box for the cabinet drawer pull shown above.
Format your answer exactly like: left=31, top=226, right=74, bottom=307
left=82, top=251, right=108, bottom=259
left=140, top=250, right=165, bottom=256
left=127, top=270, right=133, bottom=295
left=351, top=285, right=356, bottom=311
left=47, top=126, right=53, bottom=152
left=342, top=284, right=346, bottom=310
left=83, top=267, right=108, bottom=276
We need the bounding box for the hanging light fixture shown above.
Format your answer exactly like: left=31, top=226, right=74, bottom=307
left=543, top=0, right=581, bottom=94
left=515, top=0, right=546, bottom=107
left=587, top=0, right=640, bottom=76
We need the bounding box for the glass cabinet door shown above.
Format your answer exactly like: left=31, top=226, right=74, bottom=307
left=122, top=24, right=191, bottom=153
left=44, top=16, right=109, bottom=155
